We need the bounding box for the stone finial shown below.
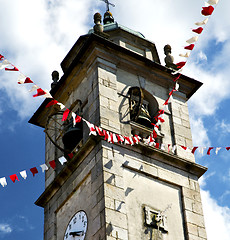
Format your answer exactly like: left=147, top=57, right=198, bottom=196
left=164, top=44, right=177, bottom=70
left=51, top=70, right=59, bottom=89
left=93, top=12, right=104, bottom=33
left=103, top=10, right=114, bottom=25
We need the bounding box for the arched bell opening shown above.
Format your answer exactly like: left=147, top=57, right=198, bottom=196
left=45, top=99, right=83, bottom=155
left=62, top=99, right=83, bottom=153
left=62, top=120, right=83, bottom=153
left=128, top=87, right=159, bottom=129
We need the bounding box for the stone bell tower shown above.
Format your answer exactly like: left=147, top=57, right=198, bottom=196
left=29, top=9, right=207, bottom=240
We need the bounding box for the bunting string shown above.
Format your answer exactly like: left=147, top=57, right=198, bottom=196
left=0, top=157, right=67, bottom=188
left=0, top=1, right=221, bottom=188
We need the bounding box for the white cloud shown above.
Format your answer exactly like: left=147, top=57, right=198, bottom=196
left=189, top=116, right=210, bottom=147
left=0, top=223, right=12, bottom=234
left=201, top=189, right=230, bottom=240
left=0, top=0, right=229, bottom=121
left=0, top=1, right=230, bottom=238
left=221, top=168, right=230, bottom=183
left=0, top=0, right=99, bottom=119
left=199, top=171, right=216, bottom=188
left=219, top=190, right=230, bottom=204
left=197, top=51, right=208, bottom=62
left=219, top=120, right=230, bottom=135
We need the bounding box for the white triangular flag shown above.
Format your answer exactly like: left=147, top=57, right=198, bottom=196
left=29, top=85, right=39, bottom=92
left=20, top=170, right=27, bottom=180
left=18, top=74, right=27, bottom=84
left=199, top=147, right=206, bottom=155
left=143, top=138, right=149, bottom=145
left=43, top=90, right=52, bottom=98
left=171, top=145, right=177, bottom=154
left=179, top=52, right=190, bottom=58
left=0, top=177, right=7, bottom=187
left=215, top=147, right=221, bottom=155
left=72, top=112, right=76, bottom=126
left=107, top=132, right=112, bottom=143
left=133, top=135, right=141, bottom=144
left=195, top=18, right=209, bottom=26
left=59, top=156, right=67, bottom=165
left=113, top=133, right=118, bottom=143
left=161, top=143, right=166, bottom=151
left=129, top=137, right=134, bottom=146
left=207, top=0, right=219, bottom=5
left=154, top=127, right=161, bottom=135
left=57, top=103, right=65, bottom=110
left=84, top=120, right=97, bottom=136
left=0, top=60, right=10, bottom=70
left=175, top=82, right=180, bottom=91
left=40, top=164, right=49, bottom=172
left=186, top=36, right=199, bottom=44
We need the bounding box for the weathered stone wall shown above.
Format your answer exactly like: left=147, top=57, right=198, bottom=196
left=44, top=143, right=107, bottom=240
left=101, top=142, right=206, bottom=240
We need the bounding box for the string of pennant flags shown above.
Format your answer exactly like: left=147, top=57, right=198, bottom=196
left=0, top=0, right=221, bottom=188
left=0, top=157, right=67, bottom=188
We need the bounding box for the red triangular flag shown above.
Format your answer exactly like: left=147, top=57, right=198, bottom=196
left=132, top=136, right=138, bottom=145
left=5, top=66, right=19, bottom=71
left=155, top=143, right=160, bottom=149
left=33, top=88, right=46, bottom=97
left=192, top=27, right=204, bottom=34
left=168, top=144, right=171, bottom=152
left=158, top=117, right=165, bottom=123
left=152, top=130, right=157, bottom=139
left=49, top=160, right=56, bottom=169
left=68, top=153, right=74, bottom=159
left=116, top=134, right=124, bottom=143
left=30, top=167, right=38, bottom=177
left=0, top=54, right=4, bottom=60
left=95, top=126, right=104, bottom=136
left=124, top=136, right=132, bottom=145
left=62, top=109, right=70, bottom=121
left=191, top=147, right=198, bottom=154
left=10, top=174, right=19, bottom=183
left=184, top=44, right=195, bottom=51
left=181, top=146, right=187, bottom=150
left=24, top=77, right=33, bottom=83
left=226, top=147, right=230, bottom=151
left=176, top=61, right=186, bottom=69
left=103, top=130, right=109, bottom=141
left=134, top=135, right=141, bottom=143
left=46, top=99, right=59, bottom=108
left=201, top=6, right=214, bottom=16
left=75, top=115, right=82, bottom=123
left=110, top=132, right=114, bottom=144
left=207, top=147, right=214, bottom=155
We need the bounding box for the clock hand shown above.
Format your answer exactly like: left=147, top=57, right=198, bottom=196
left=69, top=231, right=84, bottom=237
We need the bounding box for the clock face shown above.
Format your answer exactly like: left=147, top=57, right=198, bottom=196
left=64, top=211, right=88, bottom=240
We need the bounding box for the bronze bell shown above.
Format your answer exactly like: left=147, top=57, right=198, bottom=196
left=129, top=87, right=153, bottom=129
left=135, top=105, right=153, bottom=129
left=62, top=121, right=83, bottom=153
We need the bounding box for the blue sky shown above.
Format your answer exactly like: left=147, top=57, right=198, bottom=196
left=0, top=0, right=230, bottom=239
